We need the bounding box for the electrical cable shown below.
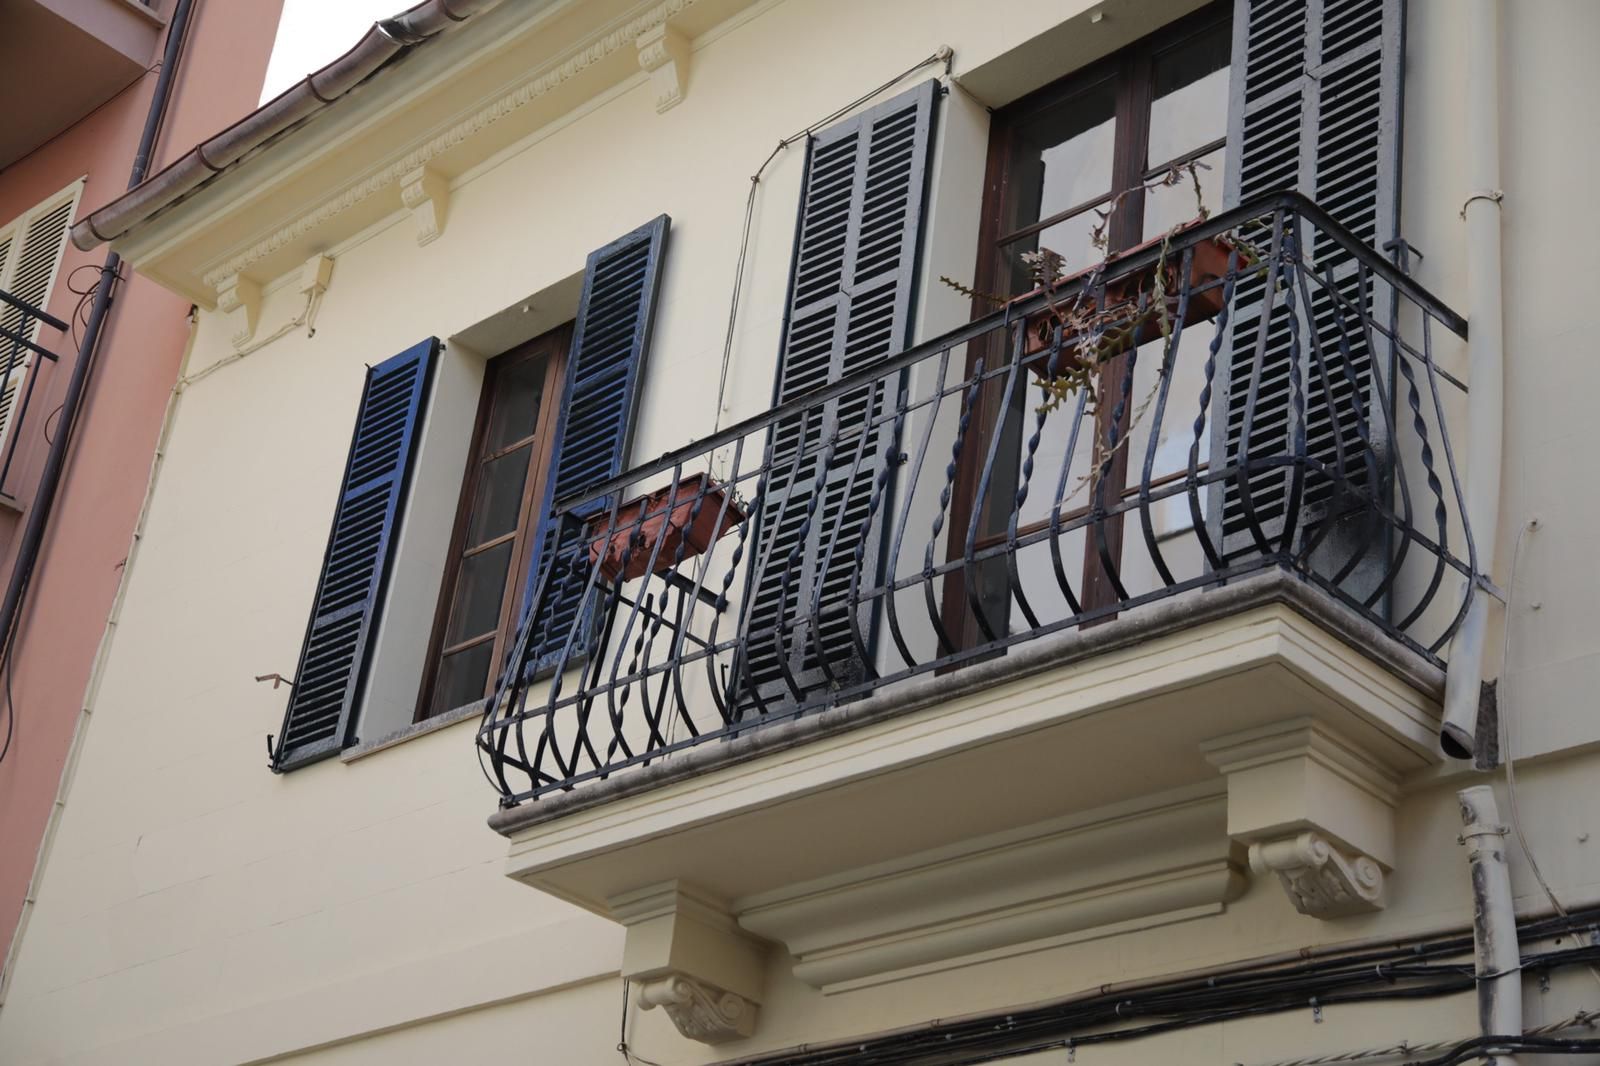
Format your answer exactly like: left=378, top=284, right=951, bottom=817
left=710, top=46, right=954, bottom=442
left=0, top=270, right=108, bottom=769
left=616, top=978, right=668, bottom=1066
left=722, top=925, right=1600, bottom=1066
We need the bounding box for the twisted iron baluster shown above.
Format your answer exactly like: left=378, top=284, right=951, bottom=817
left=924, top=353, right=987, bottom=655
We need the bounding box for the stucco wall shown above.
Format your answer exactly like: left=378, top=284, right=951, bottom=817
left=0, top=0, right=285, bottom=975
left=2, top=0, right=1599, bottom=1063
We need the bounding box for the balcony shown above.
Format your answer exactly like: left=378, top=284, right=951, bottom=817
left=0, top=0, right=166, bottom=168
left=0, top=288, right=65, bottom=502
left=480, top=194, right=1473, bottom=1019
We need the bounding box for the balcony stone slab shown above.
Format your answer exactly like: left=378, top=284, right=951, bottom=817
left=494, top=571, right=1444, bottom=1001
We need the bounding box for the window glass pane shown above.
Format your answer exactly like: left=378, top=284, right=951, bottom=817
left=1147, top=26, right=1232, bottom=170
left=484, top=355, right=547, bottom=453
left=430, top=640, right=494, bottom=716
left=1011, top=79, right=1118, bottom=230
left=998, top=77, right=1118, bottom=290
left=445, top=539, right=513, bottom=645
left=466, top=444, right=532, bottom=546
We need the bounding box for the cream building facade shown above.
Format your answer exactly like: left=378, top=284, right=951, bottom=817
left=2, top=0, right=1599, bottom=1063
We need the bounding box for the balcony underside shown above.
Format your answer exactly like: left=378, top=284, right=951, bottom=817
left=497, top=570, right=1442, bottom=992
left=0, top=0, right=163, bottom=168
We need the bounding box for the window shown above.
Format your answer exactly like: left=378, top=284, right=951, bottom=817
left=946, top=7, right=1231, bottom=643
left=271, top=218, right=668, bottom=772
left=0, top=180, right=81, bottom=471
left=417, top=327, right=569, bottom=720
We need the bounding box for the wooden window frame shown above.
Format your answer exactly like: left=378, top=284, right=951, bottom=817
left=414, top=324, right=571, bottom=721
left=943, top=3, right=1231, bottom=650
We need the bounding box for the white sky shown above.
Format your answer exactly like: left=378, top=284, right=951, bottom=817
left=260, top=0, right=412, bottom=103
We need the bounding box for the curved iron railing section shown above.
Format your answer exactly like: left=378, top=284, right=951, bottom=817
left=478, top=192, right=1474, bottom=808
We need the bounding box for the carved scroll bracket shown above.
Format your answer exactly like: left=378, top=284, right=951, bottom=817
left=610, top=880, right=766, bottom=1045
left=636, top=974, right=757, bottom=1044
left=1249, top=831, right=1386, bottom=917
left=400, top=165, right=449, bottom=246
left=1204, top=718, right=1401, bottom=919
left=636, top=23, right=690, bottom=113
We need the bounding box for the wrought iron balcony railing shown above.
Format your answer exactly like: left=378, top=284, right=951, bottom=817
left=0, top=288, right=65, bottom=501
left=478, top=191, right=1474, bottom=808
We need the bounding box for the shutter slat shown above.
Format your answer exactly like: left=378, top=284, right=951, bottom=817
left=741, top=80, right=937, bottom=709
left=517, top=216, right=671, bottom=670
left=272, top=339, right=438, bottom=770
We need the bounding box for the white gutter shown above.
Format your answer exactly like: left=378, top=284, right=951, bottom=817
left=1458, top=784, right=1522, bottom=1064
left=1440, top=0, right=1507, bottom=760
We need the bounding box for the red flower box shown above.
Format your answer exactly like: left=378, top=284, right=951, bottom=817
left=1017, top=228, right=1237, bottom=372
left=586, top=473, right=746, bottom=584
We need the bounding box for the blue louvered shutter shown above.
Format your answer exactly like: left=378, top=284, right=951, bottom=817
left=271, top=339, right=438, bottom=771
left=739, top=80, right=938, bottom=710
left=519, top=216, right=670, bottom=671
left=1214, top=0, right=1402, bottom=562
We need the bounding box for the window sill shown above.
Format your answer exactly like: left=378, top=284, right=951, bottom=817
left=341, top=699, right=485, bottom=763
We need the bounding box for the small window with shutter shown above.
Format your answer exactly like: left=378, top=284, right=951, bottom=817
left=0, top=180, right=82, bottom=480
left=272, top=220, right=671, bottom=768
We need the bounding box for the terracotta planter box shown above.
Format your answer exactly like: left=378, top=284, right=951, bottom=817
left=587, top=473, right=746, bottom=583
left=1017, top=230, right=1236, bottom=374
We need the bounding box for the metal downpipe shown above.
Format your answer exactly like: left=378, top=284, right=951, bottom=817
left=1459, top=784, right=1522, bottom=1065
left=1440, top=0, right=1506, bottom=759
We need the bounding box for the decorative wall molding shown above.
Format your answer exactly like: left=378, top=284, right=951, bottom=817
left=200, top=0, right=709, bottom=291
left=399, top=165, right=450, bottom=246
left=636, top=23, right=690, bottom=112
left=636, top=974, right=757, bottom=1044
left=736, top=793, right=1246, bottom=991
left=1249, top=832, right=1386, bottom=917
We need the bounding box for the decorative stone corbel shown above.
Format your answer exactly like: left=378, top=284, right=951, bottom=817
left=636, top=974, right=757, bottom=1044
left=609, top=881, right=765, bottom=1045
left=1249, top=831, right=1386, bottom=918
left=215, top=273, right=261, bottom=350
left=636, top=23, right=690, bottom=113
left=1203, top=719, right=1400, bottom=919
left=400, top=165, right=449, bottom=246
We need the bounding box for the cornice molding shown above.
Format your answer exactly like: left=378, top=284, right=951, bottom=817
left=199, top=0, right=708, bottom=290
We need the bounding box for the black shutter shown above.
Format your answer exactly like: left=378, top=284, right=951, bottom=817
left=272, top=338, right=439, bottom=771
left=1214, top=0, right=1402, bottom=559
left=740, top=80, right=938, bottom=709
left=520, top=215, right=670, bottom=670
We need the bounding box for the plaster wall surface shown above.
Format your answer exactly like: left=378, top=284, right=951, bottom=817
left=0, top=0, right=285, bottom=973
left=1, top=0, right=1598, bottom=1063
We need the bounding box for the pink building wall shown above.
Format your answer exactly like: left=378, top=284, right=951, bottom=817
left=0, top=0, right=286, bottom=967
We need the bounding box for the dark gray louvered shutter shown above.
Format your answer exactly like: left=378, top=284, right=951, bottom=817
left=1213, top=0, right=1402, bottom=563
left=519, top=216, right=670, bottom=671
left=739, top=80, right=938, bottom=710
left=271, top=339, right=438, bottom=771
